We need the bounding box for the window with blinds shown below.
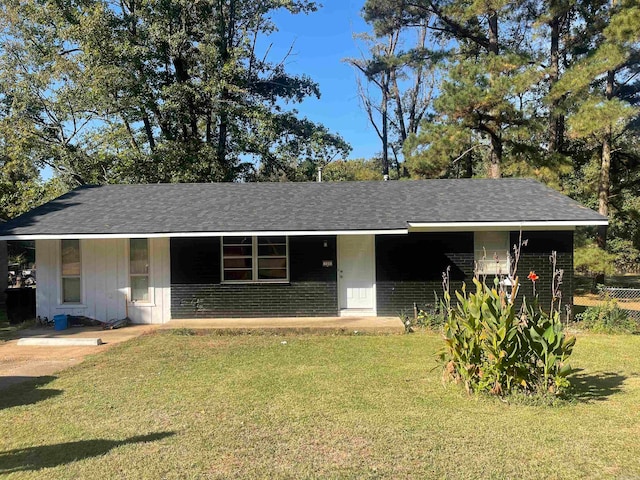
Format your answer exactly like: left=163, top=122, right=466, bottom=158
left=222, top=236, right=288, bottom=282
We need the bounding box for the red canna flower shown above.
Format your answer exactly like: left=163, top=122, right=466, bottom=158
left=527, top=271, right=539, bottom=282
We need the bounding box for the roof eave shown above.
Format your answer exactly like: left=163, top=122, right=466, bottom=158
left=0, top=228, right=410, bottom=241
left=407, top=220, right=608, bottom=232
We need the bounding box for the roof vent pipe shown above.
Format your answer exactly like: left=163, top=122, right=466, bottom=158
left=317, top=167, right=322, bottom=183
left=383, top=174, right=389, bottom=181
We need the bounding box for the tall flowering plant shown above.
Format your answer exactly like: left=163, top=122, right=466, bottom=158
left=440, top=236, right=576, bottom=397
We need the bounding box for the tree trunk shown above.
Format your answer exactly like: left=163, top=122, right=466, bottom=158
left=216, top=99, right=229, bottom=177
left=121, top=116, right=141, bottom=152
left=382, top=72, right=390, bottom=178
left=206, top=107, right=212, bottom=145
left=488, top=131, right=502, bottom=179
left=173, top=56, right=199, bottom=138
left=215, top=0, right=234, bottom=181
left=548, top=15, right=565, bottom=154
left=595, top=68, right=615, bottom=285
left=487, top=10, right=501, bottom=179
left=598, top=69, right=615, bottom=237
left=141, top=111, right=156, bottom=152
left=598, top=0, right=616, bottom=225
left=488, top=11, right=498, bottom=55
left=598, top=132, right=612, bottom=221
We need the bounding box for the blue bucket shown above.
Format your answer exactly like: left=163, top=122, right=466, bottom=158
left=53, top=314, right=68, bottom=331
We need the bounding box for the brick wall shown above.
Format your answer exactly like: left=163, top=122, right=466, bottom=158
left=375, top=231, right=574, bottom=317
left=512, top=231, right=573, bottom=313
left=169, top=231, right=574, bottom=319
left=171, top=282, right=337, bottom=318
left=375, top=233, right=474, bottom=316
left=170, top=236, right=338, bottom=318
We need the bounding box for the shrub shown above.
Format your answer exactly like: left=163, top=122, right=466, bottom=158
left=402, top=309, right=443, bottom=333
left=401, top=294, right=447, bottom=333
left=574, top=244, right=616, bottom=288
left=416, top=308, right=446, bottom=330
left=576, top=298, right=638, bottom=333
left=440, top=278, right=575, bottom=396
left=439, top=238, right=577, bottom=399
left=417, top=293, right=447, bottom=331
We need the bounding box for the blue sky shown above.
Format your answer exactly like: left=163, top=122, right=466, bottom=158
left=263, top=1, right=381, bottom=160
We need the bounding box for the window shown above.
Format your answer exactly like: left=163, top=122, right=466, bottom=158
left=130, top=238, right=150, bottom=302
left=474, top=231, right=510, bottom=275
left=61, top=239, right=81, bottom=303
left=257, top=236, right=288, bottom=280
left=222, top=236, right=288, bottom=282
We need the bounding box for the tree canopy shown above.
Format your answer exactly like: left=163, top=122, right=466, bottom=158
left=0, top=0, right=350, bottom=189
left=359, top=0, right=640, bottom=271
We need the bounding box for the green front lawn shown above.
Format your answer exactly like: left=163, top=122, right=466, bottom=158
left=1, top=331, right=639, bottom=479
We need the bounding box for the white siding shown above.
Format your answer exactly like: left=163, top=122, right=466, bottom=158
left=35, top=238, right=171, bottom=324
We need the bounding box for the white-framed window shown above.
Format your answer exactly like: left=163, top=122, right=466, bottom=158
left=474, top=231, right=510, bottom=275
left=222, top=236, right=288, bottom=282
left=129, top=238, right=150, bottom=302
left=61, top=239, right=81, bottom=303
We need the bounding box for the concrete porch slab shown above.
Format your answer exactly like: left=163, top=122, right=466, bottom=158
left=159, top=316, right=404, bottom=334
left=17, top=337, right=103, bottom=346
left=14, top=324, right=156, bottom=342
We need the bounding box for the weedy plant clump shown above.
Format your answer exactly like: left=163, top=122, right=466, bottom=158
left=439, top=237, right=576, bottom=398
left=576, top=296, right=638, bottom=334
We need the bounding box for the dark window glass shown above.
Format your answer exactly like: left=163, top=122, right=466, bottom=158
left=258, top=244, right=287, bottom=256
left=224, top=270, right=253, bottom=281
left=223, top=236, right=251, bottom=245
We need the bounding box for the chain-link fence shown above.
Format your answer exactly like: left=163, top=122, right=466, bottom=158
left=599, top=287, right=640, bottom=320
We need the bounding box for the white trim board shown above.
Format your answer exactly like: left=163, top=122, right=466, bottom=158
left=408, top=220, right=608, bottom=232
left=0, top=220, right=608, bottom=240
left=0, top=229, right=409, bottom=240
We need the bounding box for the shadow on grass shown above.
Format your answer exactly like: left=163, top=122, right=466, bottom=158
left=570, top=369, right=626, bottom=402
left=0, top=432, right=175, bottom=474
left=0, top=376, right=62, bottom=409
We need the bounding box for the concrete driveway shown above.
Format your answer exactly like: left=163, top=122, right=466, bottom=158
left=0, top=325, right=156, bottom=390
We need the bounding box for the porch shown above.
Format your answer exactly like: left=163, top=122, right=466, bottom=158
left=159, top=316, right=404, bottom=334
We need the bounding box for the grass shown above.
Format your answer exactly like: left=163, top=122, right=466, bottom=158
left=0, top=309, right=33, bottom=342
left=1, top=331, right=639, bottom=479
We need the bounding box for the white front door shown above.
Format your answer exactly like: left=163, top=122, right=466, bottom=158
left=337, top=235, right=376, bottom=315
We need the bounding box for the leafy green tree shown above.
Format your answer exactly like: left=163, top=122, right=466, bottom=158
left=0, top=0, right=349, bottom=186
left=0, top=83, right=68, bottom=219
left=321, top=158, right=384, bottom=182
left=253, top=123, right=352, bottom=181
left=574, top=242, right=617, bottom=288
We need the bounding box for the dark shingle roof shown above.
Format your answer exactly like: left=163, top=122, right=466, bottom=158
left=0, top=179, right=606, bottom=237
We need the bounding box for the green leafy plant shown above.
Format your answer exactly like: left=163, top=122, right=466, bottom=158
left=401, top=293, right=447, bottom=333
left=416, top=293, right=447, bottom=331
left=439, top=242, right=576, bottom=398
left=440, top=279, right=575, bottom=396
left=576, top=297, right=638, bottom=334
